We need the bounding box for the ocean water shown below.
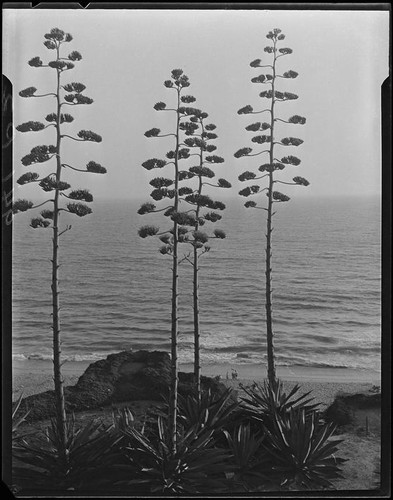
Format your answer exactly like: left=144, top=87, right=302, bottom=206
left=12, top=196, right=381, bottom=373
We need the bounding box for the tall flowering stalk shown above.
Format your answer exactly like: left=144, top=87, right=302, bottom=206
left=235, top=28, right=309, bottom=385
left=179, top=110, right=231, bottom=396
left=138, top=69, right=196, bottom=454
left=12, top=28, right=106, bottom=461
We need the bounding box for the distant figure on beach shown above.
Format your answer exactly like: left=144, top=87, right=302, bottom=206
left=231, top=369, right=238, bottom=380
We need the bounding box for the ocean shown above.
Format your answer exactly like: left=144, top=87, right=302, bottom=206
left=11, top=196, right=381, bottom=373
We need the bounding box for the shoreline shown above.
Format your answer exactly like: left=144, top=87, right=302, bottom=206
left=12, top=358, right=380, bottom=403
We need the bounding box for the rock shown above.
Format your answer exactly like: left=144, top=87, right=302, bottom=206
left=324, top=391, right=381, bottom=428
left=17, top=351, right=229, bottom=422
left=178, top=371, right=229, bottom=398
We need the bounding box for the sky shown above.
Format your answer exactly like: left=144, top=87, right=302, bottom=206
left=3, top=7, right=389, bottom=203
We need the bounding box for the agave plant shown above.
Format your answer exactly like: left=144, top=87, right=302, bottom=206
left=118, top=416, right=231, bottom=494
left=240, top=379, right=319, bottom=427
left=177, top=388, right=239, bottom=434
left=13, top=413, right=124, bottom=492
left=263, top=408, right=346, bottom=490
left=12, top=394, right=30, bottom=440
left=223, top=423, right=270, bottom=492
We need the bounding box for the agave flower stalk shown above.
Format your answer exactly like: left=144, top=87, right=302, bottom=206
left=235, top=28, right=309, bottom=386
left=138, top=69, right=194, bottom=454
left=179, top=112, right=230, bottom=397
left=13, top=28, right=106, bottom=462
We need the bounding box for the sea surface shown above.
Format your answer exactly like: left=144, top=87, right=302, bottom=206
left=11, top=196, right=381, bottom=373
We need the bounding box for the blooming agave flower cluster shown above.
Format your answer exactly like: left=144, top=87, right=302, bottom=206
left=234, top=28, right=309, bottom=385
left=138, top=69, right=231, bottom=254
left=13, top=27, right=106, bottom=227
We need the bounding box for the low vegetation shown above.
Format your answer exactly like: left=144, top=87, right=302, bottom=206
left=13, top=379, right=346, bottom=494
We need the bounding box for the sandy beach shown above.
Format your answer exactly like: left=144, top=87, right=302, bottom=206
left=11, top=357, right=383, bottom=492
left=12, top=358, right=380, bottom=406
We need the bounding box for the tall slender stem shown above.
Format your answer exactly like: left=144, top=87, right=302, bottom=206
left=265, top=38, right=277, bottom=386
left=52, top=41, right=67, bottom=462
left=169, top=87, right=181, bottom=455
left=193, top=138, right=204, bottom=399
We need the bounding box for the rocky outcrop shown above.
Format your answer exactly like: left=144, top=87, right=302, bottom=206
left=324, top=391, right=381, bottom=428
left=18, top=350, right=227, bottom=422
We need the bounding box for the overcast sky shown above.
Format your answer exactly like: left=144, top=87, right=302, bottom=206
left=3, top=8, right=389, bottom=203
